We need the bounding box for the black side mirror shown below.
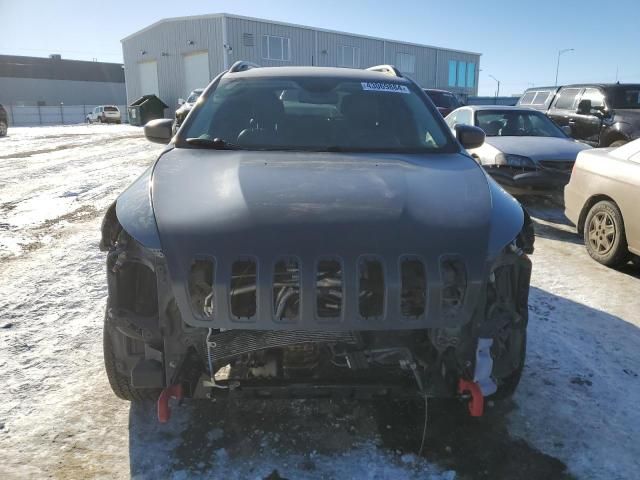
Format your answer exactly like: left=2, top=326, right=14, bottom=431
left=454, top=124, right=485, bottom=149
left=144, top=118, right=174, bottom=144
left=577, top=99, right=592, bottom=115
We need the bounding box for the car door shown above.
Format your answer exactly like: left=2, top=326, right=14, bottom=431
left=572, top=88, right=605, bottom=146
left=548, top=87, right=583, bottom=136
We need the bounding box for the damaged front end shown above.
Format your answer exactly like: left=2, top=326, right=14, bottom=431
left=101, top=179, right=533, bottom=420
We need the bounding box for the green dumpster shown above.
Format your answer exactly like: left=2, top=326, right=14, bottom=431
left=127, top=95, right=169, bottom=126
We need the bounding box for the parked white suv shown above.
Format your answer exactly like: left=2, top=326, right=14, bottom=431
left=86, top=106, right=121, bottom=124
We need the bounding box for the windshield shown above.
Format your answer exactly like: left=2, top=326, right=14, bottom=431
left=181, top=77, right=452, bottom=152
left=609, top=86, right=640, bottom=109
left=186, top=90, right=203, bottom=103
left=475, top=110, right=566, bottom=138
left=425, top=91, right=461, bottom=109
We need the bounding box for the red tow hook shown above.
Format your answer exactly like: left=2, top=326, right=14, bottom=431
left=458, top=379, right=484, bottom=417
left=157, top=384, right=183, bottom=423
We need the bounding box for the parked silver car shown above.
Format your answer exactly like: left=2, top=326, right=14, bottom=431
left=565, top=139, right=640, bottom=266
left=445, top=106, right=591, bottom=194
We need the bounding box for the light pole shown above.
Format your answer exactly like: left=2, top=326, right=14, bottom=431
left=488, top=74, right=500, bottom=98
left=555, top=48, right=574, bottom=86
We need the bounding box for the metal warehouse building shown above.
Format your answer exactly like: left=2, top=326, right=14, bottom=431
left=122, top=13, right=481, bottom=113
left=0, top=54, right=126, bottom=107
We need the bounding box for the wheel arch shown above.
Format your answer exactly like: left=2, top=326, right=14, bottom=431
left=578, top=194, right=625, bottom=236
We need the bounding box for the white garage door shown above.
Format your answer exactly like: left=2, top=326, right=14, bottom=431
left=138, top=61, right=159, bottom=96
left=183, top=51, right=210, bottom=95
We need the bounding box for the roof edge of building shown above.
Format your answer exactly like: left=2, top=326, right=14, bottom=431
left=120, top=12, right=482, bottom=57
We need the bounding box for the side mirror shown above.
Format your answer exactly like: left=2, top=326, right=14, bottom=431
left=144, top=118, right=174, bottom=144
left=561, top=125, right=572, bottom=136
left=178, top=98, right=185, bottom=105
left=577, top=99, right=592, bottom=115
left=454, top=124, right=485, bottom=150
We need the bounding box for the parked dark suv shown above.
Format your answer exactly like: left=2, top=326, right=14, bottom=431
left=101, top=62, right=534, bottom=422
left=518, top=84, right=640, bottom=147
left=0, top=104, right=8, bottom=137
left=423, top=88, right=463, bottom=117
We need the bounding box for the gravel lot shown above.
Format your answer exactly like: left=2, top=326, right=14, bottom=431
left=1, top=126, right=638, bottom=479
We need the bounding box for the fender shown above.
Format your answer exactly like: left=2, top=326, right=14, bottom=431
left=600, top=121, right=634, bottom=146
left=100, top=166, right=162, bottom=251
left=486, top=175, right=528, bottom=259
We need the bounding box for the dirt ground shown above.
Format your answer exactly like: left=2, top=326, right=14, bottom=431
left=0, top=126, right=638, bottom=479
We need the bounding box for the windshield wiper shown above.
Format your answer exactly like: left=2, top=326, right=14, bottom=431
left=185, top=137, right=245, bottom=150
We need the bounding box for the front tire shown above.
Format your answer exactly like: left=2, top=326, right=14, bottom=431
left=103, top=312, right=160, bottom=401
left=0, top=120, right=8, bottom=136
left=584, top=200, right=629, bottom=266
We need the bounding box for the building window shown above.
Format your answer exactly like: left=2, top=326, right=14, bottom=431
left=261, top=35, right=290, bottom=61
left=457, top=62, right=467, bottom=88
left=448, top=60, right=457, bottom=87
left=466, top=63, right=475, bottom=88
left=448, top=60, right=476, bottom=88
left=338, top=45, right=360, bottom=68
left=396, top=53, right=416, bottom=74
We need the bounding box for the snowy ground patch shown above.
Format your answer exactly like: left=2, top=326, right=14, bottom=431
left=1, top=127, right=639, bottom=479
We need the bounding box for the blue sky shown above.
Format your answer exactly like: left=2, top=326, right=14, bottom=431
left=2, top=0, right=639, bottom=96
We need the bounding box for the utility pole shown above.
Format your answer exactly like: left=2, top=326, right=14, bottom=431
left=489, top=74, right=500, bottom=98
left=555, top=48, right=574, bottom=86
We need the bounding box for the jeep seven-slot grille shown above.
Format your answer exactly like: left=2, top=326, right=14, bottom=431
left=187, top=256, right=450, bottom=322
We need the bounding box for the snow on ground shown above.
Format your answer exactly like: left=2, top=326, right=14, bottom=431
left=0, top=126, right=638, bottom=479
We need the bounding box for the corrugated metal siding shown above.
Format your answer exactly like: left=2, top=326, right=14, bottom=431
left=316, top=32, right=384, bottom=68
left=226, top=17, right=315, bottom=67
left=122, top=15, right=480, bottom=114
left=122, top=17, right=224, bottom=112
left=0, top=77, right=126, bottom=106
left=383, top=41, right=438, bottom=88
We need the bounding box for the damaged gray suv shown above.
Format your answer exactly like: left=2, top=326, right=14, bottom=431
left=100, top=62, right=534, bottom=421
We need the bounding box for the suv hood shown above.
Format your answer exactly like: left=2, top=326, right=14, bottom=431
left=486, top=136, right=590, bottom=161
left=149, top=149, right=521, bottom=330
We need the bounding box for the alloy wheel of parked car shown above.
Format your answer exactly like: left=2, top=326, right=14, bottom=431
left=0, top=120, right=7, bottom=137
left=584, top=200, right=629, bottom=266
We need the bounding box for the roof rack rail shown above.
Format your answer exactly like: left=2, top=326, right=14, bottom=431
left=366, top=65, right=403, bottom=77
left=229, top=61, right=260, bottom=73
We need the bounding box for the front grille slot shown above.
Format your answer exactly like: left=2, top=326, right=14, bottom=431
left=441, top=257, right=467, bottom=319
left=539, top=160, right=574, bottom=171
left=400, top=258, right=426, bottom=317
left=316, top=259, right=343, bottom=318
left=230, top=259, right=257, bottom=319
left=358, top=258, right=385, bottom=319
left=189, top=259, right=215, bottom=318
left=273, top=258, right=300, bottom=321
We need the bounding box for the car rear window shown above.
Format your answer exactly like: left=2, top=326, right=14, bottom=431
left=181, top=76, right=454, bottom=153
left=425, top=91, right=461, bottom=109
left=104, top=106, right=119, bottom=112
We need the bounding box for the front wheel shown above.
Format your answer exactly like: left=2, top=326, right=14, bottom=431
left=0, top=120, right=7, bottom=137
left=103, top=311, right=160, bottom=401
left=584, top=200, right=629, bottom=266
